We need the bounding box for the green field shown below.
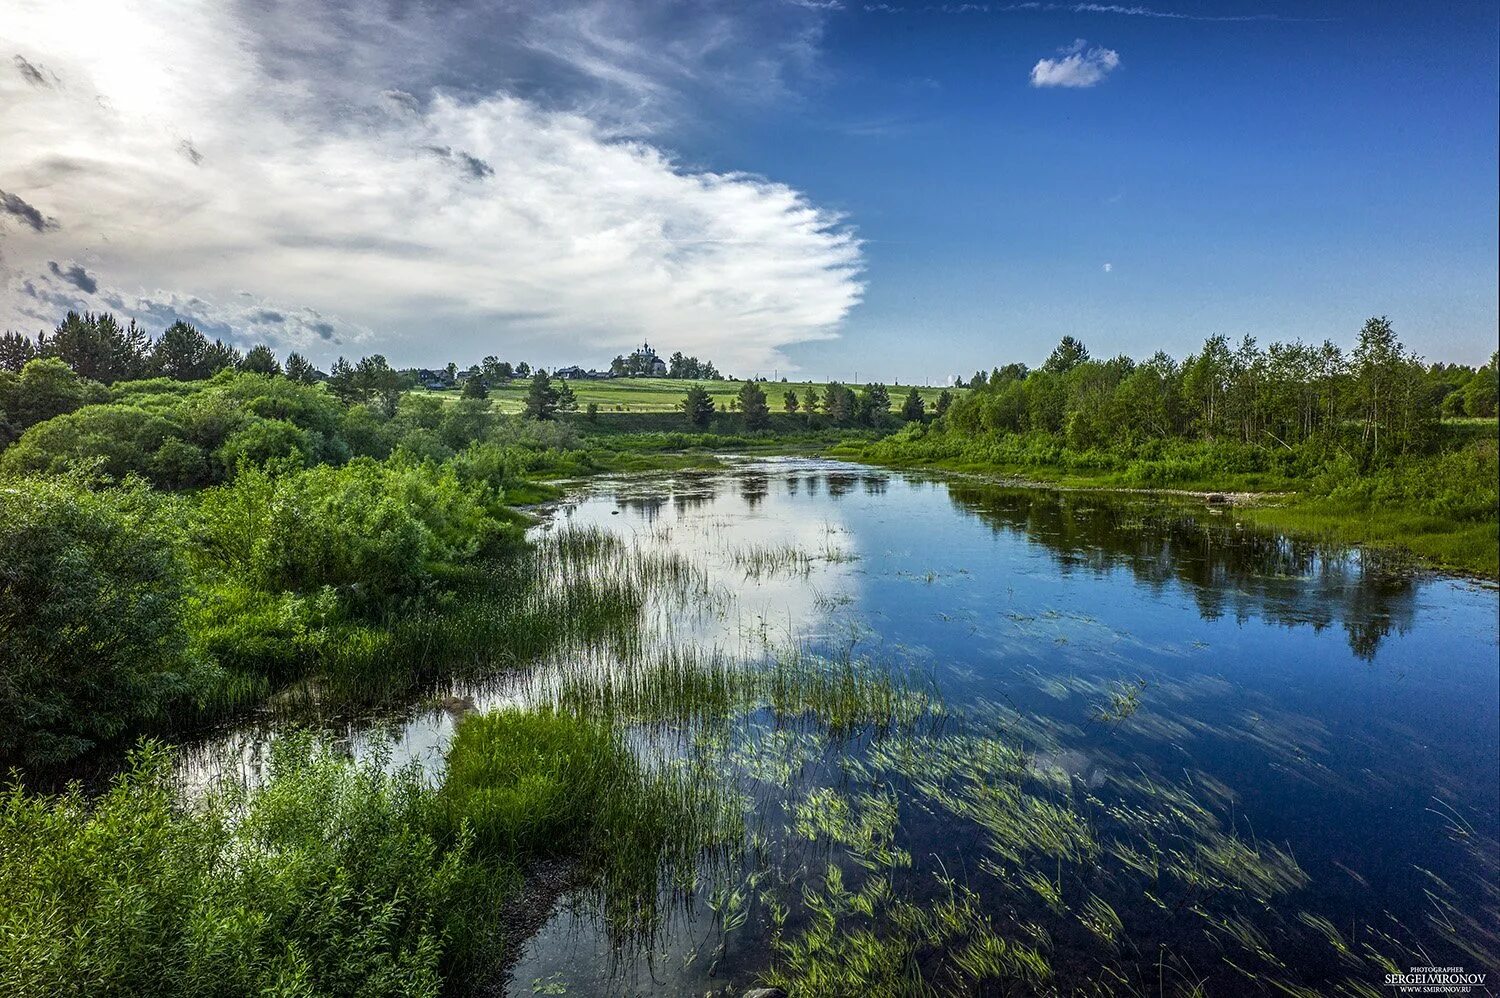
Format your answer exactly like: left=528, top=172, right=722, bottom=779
left=413, top=376, right=958, bottom=414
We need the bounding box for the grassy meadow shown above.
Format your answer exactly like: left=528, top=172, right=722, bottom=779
left=414, top=375, right=958, bottom=414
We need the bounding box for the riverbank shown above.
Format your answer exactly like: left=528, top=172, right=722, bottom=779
left=824, top=436, right=1498, bottom=580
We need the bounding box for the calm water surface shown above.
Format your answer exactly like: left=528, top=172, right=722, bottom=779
left=188, top=458, right=1500, bottom=995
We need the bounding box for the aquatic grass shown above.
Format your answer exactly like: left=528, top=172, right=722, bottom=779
left=792, top=787, right=911, bottom=871
left=439, top=707, right=743, bottom=943
left=1078, top=894, right=1125, bottom=947
left=760, top=871, right=1051, bottom=996
left=537, top=641, right=941, bottom=739
left=729, top=542, right=815, bottom=579
left=1092, top=677, right=1148, bottom=724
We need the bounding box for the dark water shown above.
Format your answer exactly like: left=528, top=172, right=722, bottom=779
left=191, top=458, right=1500, bottom=995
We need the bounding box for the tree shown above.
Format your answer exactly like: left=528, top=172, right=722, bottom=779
left=42, top=311, right=152, bottom=383
left=554, top=379, right=578, bottom=411
left=516, top=362, right=531, bottom=378
left=284, top=352, right=318, bottom=384
left=0, top=357, right=109, bottom=430
left=681, top=384, right=715, bottom=427
left=461, top=375, right=489, bottom=400
left=801, top=385, right=819, bottom=414
left=240, top=344, right=282, bottom=376
left=0, top=331, right=39, bottom=372
left=783, top=390, right=799, bottom=413
left=481, top=356, right=513, bottom=383
left=1043, top=335, right=1090, bottom=375
left=152, top=321, right=212, bottom=380
left=934, top=389, right=953, bottom=417
left=822, top=382, right=854, bottom=424
left=585, top=402, right=599, bottom=423
left=326, top=356, right=364, bottom=404
left=738, top=380, right=770, bottom=430
left=356, top=355, right=404, bottom=416
left=524, top=368, right=558, bottom=420
left=1351, top=316, right=1429, bottom=457
left=900, top=387, right=925, bottom=421
left=1182, top=334, right=1233, bottom=441
left=204, top=339, right=241, bottom=375
left=1463, top=352, right=1498, bottom=417
left=858, top=383, right=891, bottom=424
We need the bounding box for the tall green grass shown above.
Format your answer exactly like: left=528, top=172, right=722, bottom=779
left=440, top=708, right=743, bottom=941
left=0, top=738, right=505, bottom=997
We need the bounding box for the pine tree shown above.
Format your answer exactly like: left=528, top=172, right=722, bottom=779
left=555, top=379, right=578, bottom=411
left=0, top=331, right=38, bottom=372
left=524, top=368, right=558, bottom=420
left=738, top=380, right=770, bottom=430
left=783, top=390, right=799, bottom=413
left=934, top=389, right=953, bottom=417
left=1043, top=336, right=1090, bottom=375
left=681, top=384, right=715, bottom=427
left=240, top=344, right=281, bottom=376
left=204, top=339, right=241, bottom=375
left=900, top=387, right=925, bottom=421
left=152, top=321, right=211, bottom=380
left=284, top=352, right=318, bottom=383
left=461, top=374, right=489, bottom=399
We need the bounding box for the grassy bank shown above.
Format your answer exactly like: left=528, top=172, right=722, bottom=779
left=835, top=425, right=1499, bottom=578
left=0, top=708, right=742, bottom=997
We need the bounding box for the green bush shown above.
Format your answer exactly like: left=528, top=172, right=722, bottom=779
left=0, top=478, right=206, bottom=765
left=215, top=417, right=313, bottom=471
left=0, top=738, right=494, bottom=997
left=0, top=358, right=109, bottom=431
left=0, top=404, right=180, bottom=481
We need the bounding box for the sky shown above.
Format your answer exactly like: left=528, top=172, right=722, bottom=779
left=1, top=1, right=1495, bottom=382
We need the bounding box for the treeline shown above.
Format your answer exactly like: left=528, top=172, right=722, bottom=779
left=1, top=312, right=319, bottom=385
left=681, top=380, right=951, bottom=430
left=942, top=321, right=1495, bottom=457
left=856, top=319, right=1498, bottom=553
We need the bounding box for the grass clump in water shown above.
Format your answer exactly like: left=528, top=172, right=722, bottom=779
left=440, top=708, right=742, bottom=938
left=761, top=870, right=1051, bottom=996
left=543, top=643, right=941, bottom=739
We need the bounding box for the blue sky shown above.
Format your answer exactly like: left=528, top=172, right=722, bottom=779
left=713, top=1, right=1500, bottom=378
left=2, top=1, right=1496, bottom=379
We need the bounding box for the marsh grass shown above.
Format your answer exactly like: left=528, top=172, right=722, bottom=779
left=729, top=542, right=815, bottom=579
left=440, top=708, right=742, bottom=942
left=534, top=641, right=941, bottom=739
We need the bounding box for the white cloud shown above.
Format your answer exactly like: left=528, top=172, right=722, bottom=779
left=1029, top=39, right=1121, bottom=88
left=1103, top=262, right=1113, bottom=273
left=0, top=0, right=860, bottom=373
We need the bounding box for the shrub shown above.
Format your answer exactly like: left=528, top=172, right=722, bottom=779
left=0, top=358, right=109, bottom=431
left=0, top=739, right=493, bottom=997
left=215, top=417, right=313, bottom=472
left=0, top=478, right=205, bottom=765
left=0, top=404, right=180, bottom=481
